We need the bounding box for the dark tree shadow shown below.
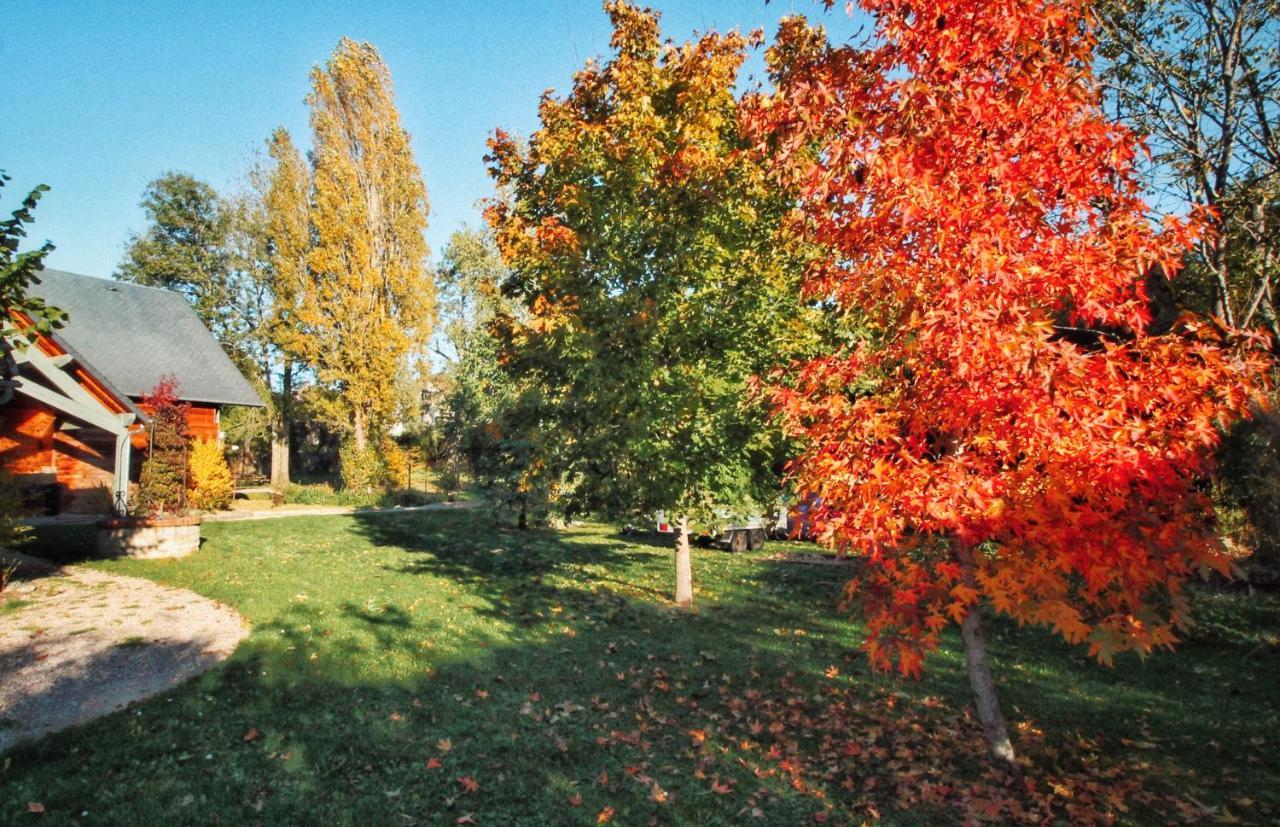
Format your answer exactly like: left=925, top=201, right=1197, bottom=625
left=1, top=509, right=1274, bottom=825
left=0, top=636, right=231, bottom=754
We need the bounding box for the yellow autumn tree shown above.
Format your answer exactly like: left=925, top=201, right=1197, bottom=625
left=302, top=38, right=434, bottom=450
left=262, top=126, right=311, bottom=487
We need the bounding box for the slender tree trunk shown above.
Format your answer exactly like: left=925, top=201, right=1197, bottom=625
left=960, top=609, right=1018, bottom=771
left=674, top=515, right=693, bottom=609
left=955, top=543, right=1018, bottom=770
left=353, top=408, right=368, bottom=451
left=270, top=359, right=293, bottom=488
left=1209, top=239, right=1235, bottom=325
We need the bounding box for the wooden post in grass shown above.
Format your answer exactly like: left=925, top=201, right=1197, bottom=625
left=675, top=515, right=693, bottom=609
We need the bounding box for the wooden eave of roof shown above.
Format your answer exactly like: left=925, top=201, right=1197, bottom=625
left=8, top=311, right=148, bottom=425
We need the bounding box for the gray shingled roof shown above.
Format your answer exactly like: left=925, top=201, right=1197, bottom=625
left=29, top=269, right=264, bottom=407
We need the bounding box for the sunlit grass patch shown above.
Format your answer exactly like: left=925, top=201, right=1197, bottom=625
left=0, top=510, right=1275, bottom=824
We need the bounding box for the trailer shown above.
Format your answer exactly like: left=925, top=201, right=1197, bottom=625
left=719, top=524, right=768, bottom=552
left=650, top=510, right=769, bottom=551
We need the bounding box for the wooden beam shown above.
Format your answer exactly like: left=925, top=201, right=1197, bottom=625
left=12, top=379, right=129, bottom=435
left=17, top=344, right=111, bottom=414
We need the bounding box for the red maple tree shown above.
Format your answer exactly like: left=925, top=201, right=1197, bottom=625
left=749, top=0, right=1271, bottom=765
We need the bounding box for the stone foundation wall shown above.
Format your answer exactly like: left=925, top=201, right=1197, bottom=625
left=97, top=517, right=202, bottom=559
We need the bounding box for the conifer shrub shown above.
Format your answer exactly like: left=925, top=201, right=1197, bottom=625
left=189, top=438, right=234, bottom=511
left=135, top=378, right=191, bottom=516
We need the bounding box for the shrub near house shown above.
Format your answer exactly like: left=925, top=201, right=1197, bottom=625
left=189, top=439, right=234, bottom=511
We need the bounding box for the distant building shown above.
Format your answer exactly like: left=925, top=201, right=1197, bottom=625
left=0, top=269, right=263, bottom=514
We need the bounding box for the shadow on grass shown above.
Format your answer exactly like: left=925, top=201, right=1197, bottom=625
left=2, top=510, right=1276, bottom=824
left=15, top=523, right=98, bottom=567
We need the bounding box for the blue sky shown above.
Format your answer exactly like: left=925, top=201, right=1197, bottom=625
left=2, top=1, right=864, bottom=279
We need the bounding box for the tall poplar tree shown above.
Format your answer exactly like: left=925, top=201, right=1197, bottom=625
left=302, top=38, right=433, bottom=450
left=263, top=127, right=311, bottom=486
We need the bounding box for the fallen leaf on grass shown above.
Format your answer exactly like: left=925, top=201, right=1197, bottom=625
left=437, top=738, right=453, bottom=753
left=27, top=802, right=44, bottom=814
left=596, top=807, right=615, bottom=823
left=569, top=793, right=583, bottom=807
left=427, top=758, right=443, bottom=770
left=458, top=775, right=480, bottom=793
left=242, top=727, right=261, bottom=743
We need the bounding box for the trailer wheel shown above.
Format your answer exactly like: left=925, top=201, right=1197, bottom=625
left=728, top=530, right=748, bottom=553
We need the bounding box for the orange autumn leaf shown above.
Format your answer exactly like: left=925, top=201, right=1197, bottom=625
left=596, top=807, right=615, bottom=824
left=458, top=775, right=480, bottom=794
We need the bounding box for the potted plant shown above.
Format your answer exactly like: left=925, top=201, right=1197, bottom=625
left=97, top=378, right=203, bottom=559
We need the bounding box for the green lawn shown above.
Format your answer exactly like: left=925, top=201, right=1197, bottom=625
left=1, top=511, right=1277, bottom=825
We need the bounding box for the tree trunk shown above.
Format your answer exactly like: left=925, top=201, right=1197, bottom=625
left=1209, top=238, right=1235, bottom=325
left=674, top=516, right=693, bottom=609
left=353, top=408, right=368, bottom=451
left=1144, top=263, right=1179, bottom=335
left=270, top=359, right=293, bottom=488
left=960, top=608, right=1018, bottom=771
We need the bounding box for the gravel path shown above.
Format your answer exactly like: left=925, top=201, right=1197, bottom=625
left=0, top=557, right=247, bottom=753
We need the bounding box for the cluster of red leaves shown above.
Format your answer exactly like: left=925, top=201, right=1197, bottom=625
left=746, top=0, right=1273, bottom=674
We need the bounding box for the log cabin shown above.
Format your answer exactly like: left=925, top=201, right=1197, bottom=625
left=0, top=269, right=263, bottom=514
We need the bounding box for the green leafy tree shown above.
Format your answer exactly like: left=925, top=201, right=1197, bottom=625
left=118, top=169, right=289, bottom=481
left=434, top=228, right=527, bottom=513
left=486, top=2, right=821, bottom=605
left=116, top=173, right=246, bottom=343
left=1, top=172, right=65, bottom=341
left=1, top=172, right=63, bottom=544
